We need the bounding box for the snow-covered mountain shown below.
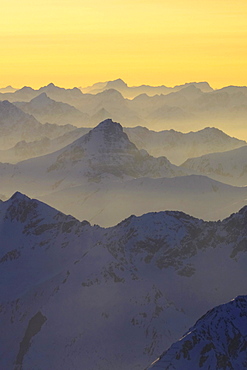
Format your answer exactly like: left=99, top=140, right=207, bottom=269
left=125, top=126, right=246, bottom=165
left=1, top=124, right=244, bottom=166
left=182, top=145, right=247, bottom=186
left=149, top=295, right=247, bottom=369
left=0, top=119, right=246, bottom=226
left=0, top=119, right=187, bottom=197
left=1, top=194, right=247, bottom=369
left=0, top=100, right=75, bottom=150
left=15, top=92, right=89, bottom=126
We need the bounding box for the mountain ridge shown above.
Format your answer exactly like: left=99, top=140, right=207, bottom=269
left=1, top=193, right=247, bottom=369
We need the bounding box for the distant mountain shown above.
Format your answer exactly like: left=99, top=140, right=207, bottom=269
left=2, top=81, right=247, bottom=134
left=38, top=83, right=83, bottom=105
left=149, top=295, right=247, bottom=370
left=15, top=92, right=89, bottom=126
left=0, top=85, right=17, bottom=93
left=126, top=85, right=247, bottom=133
left=125, top=126, right=246, bottom=165
left=75, top=88, right=143, bottom=126
left=89, top=107, right=112, bottom=125
left=80, top=79, right=213, bottom=98
left=0, top=83, right=83, bottom=105
left=1, top=194, right=247, bottom=369
left=0, top=100, right=75, bottom=150
left=182, top=145, right=247, bottom=186
left=0, top=127, right=89, bottom=163
left=216, top=85, right=247, bottom=97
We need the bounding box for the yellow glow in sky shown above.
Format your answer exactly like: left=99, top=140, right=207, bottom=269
left=1, top=0, right=247, bottom=88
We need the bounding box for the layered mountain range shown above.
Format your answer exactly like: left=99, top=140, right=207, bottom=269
left=0, top=119, right=246, bottom=226
left=1, top=80, right=247, bottom=136
left=1, top=80, right=247, bottom=369
left=80, top=78, right=213, bottom=98
left=0, top=193, right=247, bottom=369
left=182, top=145, right=247, bottom=186
left=0, top=100, right=74, bottom=150
left=125, top=126, right=246, bottom=165
left=15, top=92, right=89, bottom=126
left=1, top=123, right=245, bottom=165
left=0, top=119, right=187, bottom=197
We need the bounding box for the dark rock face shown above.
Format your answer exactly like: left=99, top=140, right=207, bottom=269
left=16, top=312, right=47, bottom=368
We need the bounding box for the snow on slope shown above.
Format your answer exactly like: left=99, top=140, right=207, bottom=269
left=148, top=295, right=247, bottom=370
left=0, top=119, right=188, bottom=197
left=1, top=123, right=245, bottom=166
left=1, top=194, right=247, bottom=369
left=1, top=117, right=245, bottom=167
left=182, top=145, right=247, bottom=186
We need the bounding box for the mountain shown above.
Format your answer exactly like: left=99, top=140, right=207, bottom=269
left=1, top=119, right=246, bottom=226
left=75, top=88, right=143, bottom=126
left=148, top=295, right=247, bottom=369
left=1, top=124, right=244, bottom=166
left=2, top=81, right=247, bottom=136
left=0, top=85, right=17, bottom=93
left=181, top=145, right=247, bottom=186
left=0, top=119, right=187, bottom=197
left=15, top=93, right=89, bottom=126
left=1, top=194, right=247, bottom=369
left=125, top=126, right=246, bottom=165
left=0, top=83, right=83, bottom=105
left=0, top=100, right=75, bottom=150
left=80, top=79, right=213, bottom=98
left=216, top=85, right=247, bottom=97
left=174, top=81, right=213, bottom=93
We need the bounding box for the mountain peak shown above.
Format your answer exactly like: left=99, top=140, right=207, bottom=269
left=28, top=92, right=54, bottom=107
left=40, top=82, right=59, bottom=91
left=77, top=118, right=136, bottom=154
left=93, top=118, right=123, bottom=133
left=18, top=86, right=34, bottom=92
left=99, top=88, right=124, bottom=99
left=9, top=191, right=30, bottom=202
left=47, top=118, right=179, bottom=180
left=0, top=100, right=24, bottom=117
left=105, top=79, right=128, bottom=89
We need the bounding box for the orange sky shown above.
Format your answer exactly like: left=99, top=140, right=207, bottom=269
left=1, top=0, right=247, bottom=89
